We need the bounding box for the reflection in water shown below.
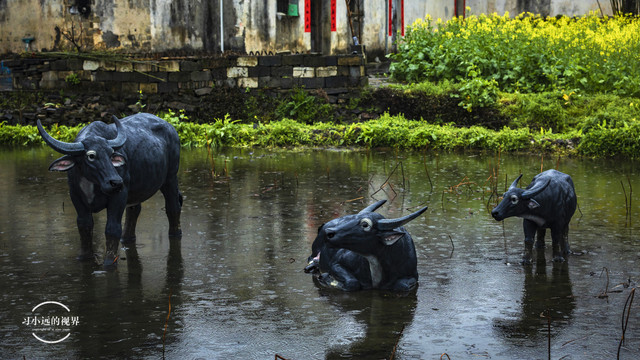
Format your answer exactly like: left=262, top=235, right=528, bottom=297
left=314, top=286, right=417, bottom=359
left=494, top=251, right=575, bottom=340
left=72, top=237, right=184, bottom=359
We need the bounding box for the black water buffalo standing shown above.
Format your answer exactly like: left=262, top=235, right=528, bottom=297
left=305, top=200, right=428, bottom=291
left=491, top=169, right=577, bottom=264
left=37, top=113, right=183, bottom=267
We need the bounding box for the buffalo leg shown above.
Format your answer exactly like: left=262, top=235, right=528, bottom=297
left=76, top=215, right=95, bottom=261
left=550, top=226, right=566, bottom=262
left=522, top=219, right=537, bottom=265
left=70, top=189, right=95, bottom=261
left=323, top=264, right=361, bottom=291
left=121, top=204, right=141, bottom=243
left=104, top=202, right=126, bottom=267
left=561, top=224, right=571, bottom=256
left=161, top=177, right=182, bottom=237
left=535, top=228, right=546, bottom=249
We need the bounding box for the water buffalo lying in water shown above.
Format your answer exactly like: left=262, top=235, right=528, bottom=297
left=37, top=113, right=183, bottom=267
left=491, top=169, right=577, bottom=264
left=305, top=200, right=428, bottom=291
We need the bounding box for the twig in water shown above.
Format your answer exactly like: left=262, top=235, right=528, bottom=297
left=577, top=202, right=584, bottom=219
left=342, top=196, right=364, bottom=204
left=440, top=353, right=451, bottom=360
left=597, top=267, right=610, bottom=299
left=504, top=173, right=508, bottom=194
left=389, top=324, right=405, bottom=360
left=163, top=289, right=172, bottom=359
left=423, top=153, right=434, bottom=192
left=540, top=153, right=544, bottom=173
left=448, top=235, right=455, bottom=252
left=621, top=180, right=629, bottom=216
left=372, top=162, right=402, bottom=200
left=617, top=287, right=636, bottom=359
left=562, top=335, right=588, bottom=347
left=544, top=309, right=551, bottom=360
left=627, top=175, right=633, bottom=216
left=275, top=355, right=288, bottom=360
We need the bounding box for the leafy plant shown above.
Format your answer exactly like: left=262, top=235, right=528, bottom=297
left=274, top=88, right=333, bottom=124
left=135, top=90, right=146, bottom=111
left=64, top=72, right=80, bottom=85
left=452, top=66, right=499, bottom=112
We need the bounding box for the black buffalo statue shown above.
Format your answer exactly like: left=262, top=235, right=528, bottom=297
left=491, top=169, right=577, bottom=264
left=37, top=113, right=183, bottom=267
left=305, top=200, right=428, bottom=291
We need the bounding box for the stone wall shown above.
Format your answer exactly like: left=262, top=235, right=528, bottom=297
left=2, top=53, right=367, bottom=95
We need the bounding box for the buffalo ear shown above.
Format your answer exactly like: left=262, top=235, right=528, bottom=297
left=49, top=155, right=75, bottom=171
left=528, top=199, right=541, bottom=209
left=382, top=232, right=405, bottom=246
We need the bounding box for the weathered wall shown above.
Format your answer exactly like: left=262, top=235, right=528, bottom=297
left=467, top=0, right=609, bottom=17
left=0, top=0, right=66, bottom=53
left=0, top=0, right=615, bottom=57
left=3, top=53, right=366, bottom=94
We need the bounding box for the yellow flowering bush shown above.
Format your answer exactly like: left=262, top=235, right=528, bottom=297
left=389, top=12, right=640, bottom=96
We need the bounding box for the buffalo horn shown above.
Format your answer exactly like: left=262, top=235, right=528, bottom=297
left=36, top=120, right=85, bottom=155
left=521, top=177, right=551, bottom=199
left=509, top=174, right=523, bottom=190
left=377, top=206, right=429, bottom=231
left=107, top=116, right=127, bottom=149
left=358, top=200, right=387, bottom=214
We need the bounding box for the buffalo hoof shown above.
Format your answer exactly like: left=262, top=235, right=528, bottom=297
left=552, top=255, right=566, bottom=263
left=314, top=273, right=348, bottom=291
left=393, top=278, right=418, bottom=292
left=304, top=260, right=319, bottom=274
left=521, top=257, right=533, bottom=265
left=103, top=251, right=119, bottom=269
left=121, top=236, right=136, bottom=244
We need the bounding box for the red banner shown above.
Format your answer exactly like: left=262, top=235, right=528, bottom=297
left=331, top=0, right=336, bottom=32
left=401, top=0, right=405, bottom=36
left=388, top=0, right=393, bottom=36
left=305, top=0, right=311, bottom=33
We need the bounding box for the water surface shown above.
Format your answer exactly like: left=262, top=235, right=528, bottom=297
left=0, top=147, right=638, bottom=359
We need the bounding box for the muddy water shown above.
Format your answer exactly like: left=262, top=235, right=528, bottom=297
left=0, top=147, right=639, bottom=359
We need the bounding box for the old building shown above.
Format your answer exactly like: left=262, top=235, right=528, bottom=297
left=0, top=1, right=609, bottom=59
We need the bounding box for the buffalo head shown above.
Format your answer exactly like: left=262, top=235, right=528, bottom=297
left=491, top=174, right=551, bottom=222
left=37, top=116, right=127, bottom=194
left=321, top=200, right=428, bottom=255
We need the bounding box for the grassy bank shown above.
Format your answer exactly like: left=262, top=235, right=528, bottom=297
left=2, top=83, right=640, bottom=157
left=4, top=109, right=639, bottom=157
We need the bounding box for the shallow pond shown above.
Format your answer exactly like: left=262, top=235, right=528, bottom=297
left=0, top=147, right=639, bottom=359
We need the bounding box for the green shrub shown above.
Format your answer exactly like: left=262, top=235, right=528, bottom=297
left=579, top=120, right=640, bottom=157
left=274, top=88, right=333, bottom=124
left=452, top=69, right=499, bottom=112
left=389, top=13, right=640, bottom=96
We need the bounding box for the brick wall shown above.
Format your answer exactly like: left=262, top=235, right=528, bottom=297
left=2, top=54, right=367, bottom=94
